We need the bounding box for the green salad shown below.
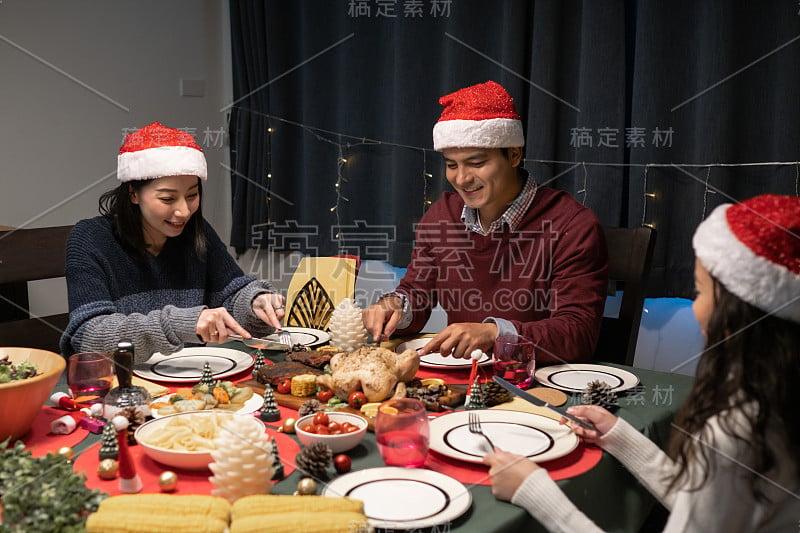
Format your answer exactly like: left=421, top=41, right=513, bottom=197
left=0, top=354, right=39, bottom=384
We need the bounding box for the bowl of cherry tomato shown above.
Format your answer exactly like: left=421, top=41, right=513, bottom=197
left=295, top=411, right=368, bottom=453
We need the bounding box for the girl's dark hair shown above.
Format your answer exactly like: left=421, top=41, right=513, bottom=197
left=667, top=278, right=800, bottom=501
left=98, top=178, right=207, bottom=260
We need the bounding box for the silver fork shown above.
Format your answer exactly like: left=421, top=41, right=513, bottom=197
left=278, top=329, right=292, bottom=348
left=467, top=411, right=495, bottom=452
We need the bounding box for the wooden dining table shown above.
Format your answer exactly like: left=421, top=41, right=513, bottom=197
left=28, top=340, right=694, bottom=532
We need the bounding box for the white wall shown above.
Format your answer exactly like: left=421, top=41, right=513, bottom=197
left=0, top=0, right=232, bottom=317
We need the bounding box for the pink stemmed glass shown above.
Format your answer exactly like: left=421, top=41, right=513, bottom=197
left=492, top=335, right=535, bottom=388
left=67, top=352, right=115, bottom=404
left=375, top=398, right=430, bottom=468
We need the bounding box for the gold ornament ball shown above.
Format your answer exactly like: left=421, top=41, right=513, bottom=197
left=158, top=471, right=179, bottom=492
left=295, top=477, right=317, bottom=495
left=57, top=446, right=75, bottom=462
left=281, top=417, right=296, bottom=434
left=97, top=459, right=118, bottom=480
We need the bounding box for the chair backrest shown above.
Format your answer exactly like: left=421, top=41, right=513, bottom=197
left=0, top=226, right=73, bottom=352
left=284, top=256, right=359, bottom=330
left=593, top=226, right=656, bottom=366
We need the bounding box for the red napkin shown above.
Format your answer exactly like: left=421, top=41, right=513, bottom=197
left=424, top=443, right=602, bottom=486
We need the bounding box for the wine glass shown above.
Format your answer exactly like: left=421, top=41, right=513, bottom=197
left=67, top=352, right=115, bottom=404
left=492, top=335, right=535, bottom=387
left=375, top=398, right=429, bottom=468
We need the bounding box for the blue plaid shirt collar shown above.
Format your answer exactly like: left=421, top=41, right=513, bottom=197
left=460, top=169, right=538, bottom=235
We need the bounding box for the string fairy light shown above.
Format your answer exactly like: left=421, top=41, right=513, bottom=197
left=701, top=166, right=714, bottom=220
left=231, top=106, right=800, bottom=236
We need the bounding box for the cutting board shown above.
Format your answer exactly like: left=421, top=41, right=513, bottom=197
left=239, top=379, right=467, bottom=432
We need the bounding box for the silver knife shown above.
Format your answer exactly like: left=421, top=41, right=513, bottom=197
left=227, top=334, right=290, bottom=351
left=492, top=376, right=602, bottom=435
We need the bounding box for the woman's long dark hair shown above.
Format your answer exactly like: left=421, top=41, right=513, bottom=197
left=667, top=279, right=800, bottom=501
left=98, top=178, right=207, bottom=261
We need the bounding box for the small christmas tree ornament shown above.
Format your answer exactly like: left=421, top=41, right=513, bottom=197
left=328, top=299, right=367, bottom=352
left=582, top=380, right=618, bottom=408
left=199, top=361, right=216, bottom=388
left=298, top=399, right=323, bottom=418
left=465, top=376, right=486, bottom=410
left=260, top=384, right=281, bottom=422
left=158, top=471, right=178, bottom=492
left=97, top=458, right=118, bottom=480
left=295, top=477, right=318, bottom=495
left=483, top=381, right=513, bottom=407
left=295, top=442, right=332, bottom=479
left=99, top=422, right=119, bottom=460
left=252, top=351, right=266, bottom=378
left=269, top=437, right=284, bottom=480
left=280, top=417, right=296, bottom=434
left=209, top=415, right=275, bottom=502
left=112, top=415, right=142, bottom=493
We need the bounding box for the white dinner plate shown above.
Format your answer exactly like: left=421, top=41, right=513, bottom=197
left=150, top=393, right=263, bottom=419
left=133, top=347, right=254, bottom=383
left=262, top=326, right=330, bottom=347
left=323, top=467, right=471, bottom=530
left=429, top=409, right=579, bottom=464
left=395, top=338, right=492, bottom=369
left=534, top=363, right=640, bottom=392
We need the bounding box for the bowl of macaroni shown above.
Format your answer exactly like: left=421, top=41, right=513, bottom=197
left=134, top=410, right=265, bottom=470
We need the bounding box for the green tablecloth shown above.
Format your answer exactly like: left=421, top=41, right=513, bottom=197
left=58, top=350, right=692, bottom=533
left=269, top=361, right=693, bottom=532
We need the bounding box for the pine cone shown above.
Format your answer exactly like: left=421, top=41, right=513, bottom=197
left=118, top=406, right=146, bottom=445
left=582, top=380, right=618, bottom=407
left=298, top=399, right=323, bottom=417
left=295, top=442, right=332, bottom=479
left=483, top=381, right=513, bottom=407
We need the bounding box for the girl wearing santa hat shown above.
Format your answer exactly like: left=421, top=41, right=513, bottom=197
left=484, top=194, right=800, bottom=531
left=60, top=122, right=284, bottom=363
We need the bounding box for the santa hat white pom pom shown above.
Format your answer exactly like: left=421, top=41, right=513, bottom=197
left=470, top=349, right=484, bottom=361
left=112, top=415, right=129, bottom=431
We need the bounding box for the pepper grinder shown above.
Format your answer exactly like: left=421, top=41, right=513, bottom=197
left=103, top=339, right=152, bottom=420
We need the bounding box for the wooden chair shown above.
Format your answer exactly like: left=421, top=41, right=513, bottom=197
left=0, top=226, right=73, bottom=353
left=592, top=226, right=656, bottom=366
left=284, top=256, right=360, bottom=330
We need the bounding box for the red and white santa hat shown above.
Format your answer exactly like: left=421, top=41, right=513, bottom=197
left=432, top=81, right=524, bottom=151
left=117, top=122, right=207, bottom=182
left=693, top=194, right=800, bottom=323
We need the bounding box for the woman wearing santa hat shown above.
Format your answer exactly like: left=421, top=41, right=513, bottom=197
left=484, top=194, right=800, bottom=531
left=60, top=122, right=284, bottom=363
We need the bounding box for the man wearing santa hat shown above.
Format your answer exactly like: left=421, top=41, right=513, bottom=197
left=363, top=81, right=608, bottom=363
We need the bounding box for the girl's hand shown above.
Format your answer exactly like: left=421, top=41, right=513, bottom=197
left=560, top=405, right=618, bottom=444
left=197, top=307, right=249, bottom=343
left=252, top=293, right=286, bottom=330
left=482, top=449, right=540, bottom=501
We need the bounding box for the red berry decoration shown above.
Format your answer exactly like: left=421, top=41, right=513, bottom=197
left=333, top=454, right=352, bottom=474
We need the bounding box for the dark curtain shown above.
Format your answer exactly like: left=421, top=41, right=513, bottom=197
left=229, top=0, right=800, bottom=298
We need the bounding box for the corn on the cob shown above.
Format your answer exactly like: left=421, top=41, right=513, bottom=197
left=291, top=374, right=317, bottom=397
left=86, top=513, right=228, bottom=533
left=230, top=511, right=371, bottom=533
left=232, top=494, right=363, bottom=518
left=96, top=494, right=230, bottom=523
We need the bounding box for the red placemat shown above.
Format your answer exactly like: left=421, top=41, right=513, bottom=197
left=21, top=406, right=91, bottom=457
left=415, top=364, right=495, bottom=385
left=423, top=442, right=602, bottom=486
left=75, top=422, right=301, bottom=496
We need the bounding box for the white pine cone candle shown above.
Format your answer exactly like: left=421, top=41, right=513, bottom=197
left=328, top=298, right=367, bottom=352
left=209, top=415, right=274, bottom=502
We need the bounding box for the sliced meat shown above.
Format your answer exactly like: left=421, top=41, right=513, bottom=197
left=285, top=350, right=334, bottom=369
left=256, top=361, right=323, bottom=385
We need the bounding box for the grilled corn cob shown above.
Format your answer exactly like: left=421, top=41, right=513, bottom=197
left=291, top=374, right=318, bottom=397
left=230, top=511, right=371, bottom=533
left=232, top=494, right=363, bottom=518
left=86, top=513, right=228, bottom=533
left=96, top=494, right=230, bottom=522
